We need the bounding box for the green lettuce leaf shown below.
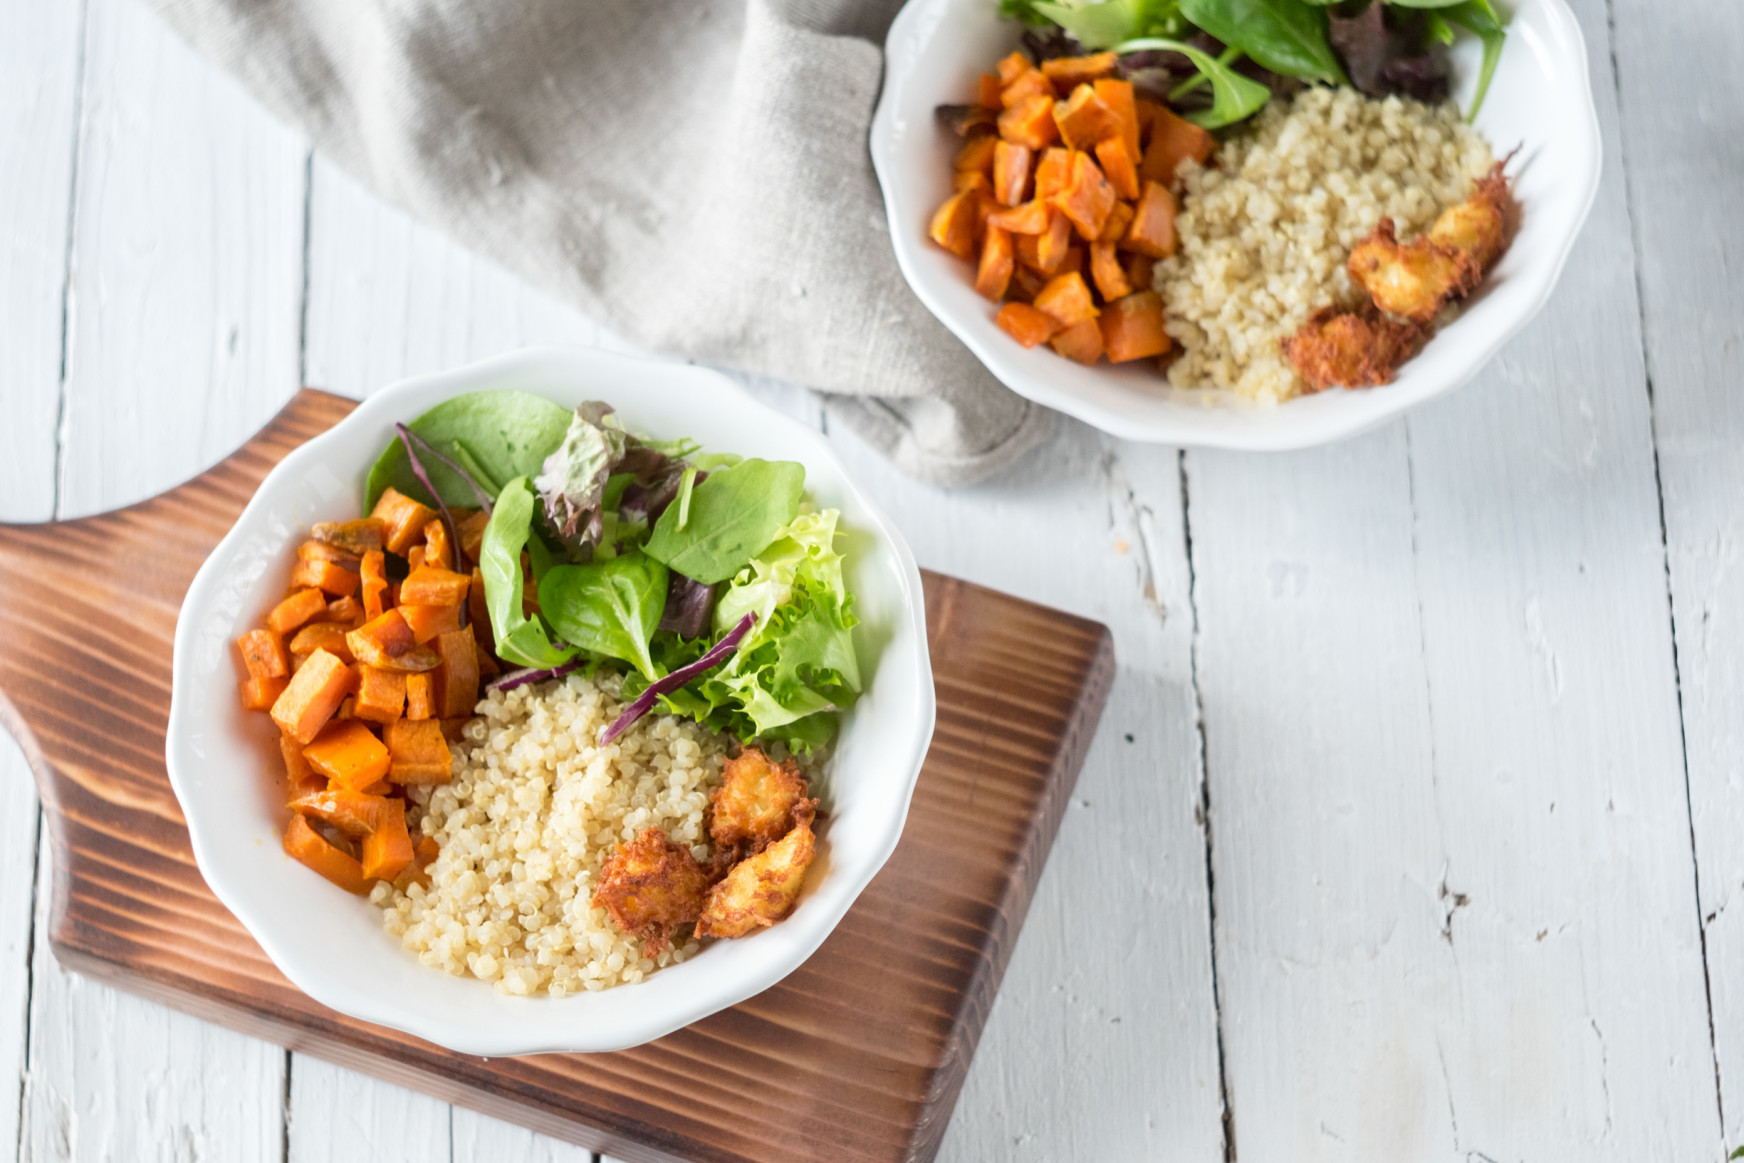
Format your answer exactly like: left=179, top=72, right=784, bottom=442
left=365, top=390, right=571, bottom=511
left=538, top=551, right=669, bottom=679
left=643, top=458, right=805, bottom=585
left=480, top=477, right=576, bottom=670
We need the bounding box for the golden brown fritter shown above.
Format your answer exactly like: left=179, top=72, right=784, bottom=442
left=708, top=747, right=818, bottom=862
left=591, top=827, right=710, bottom=955
left=1347, top=217, right=1481, bottom=323
left=694, top=819, right=816, bottom=939
left=1283, top=303, right=1435, bottom=392
left=1427, top=160, right=1514, bottom=273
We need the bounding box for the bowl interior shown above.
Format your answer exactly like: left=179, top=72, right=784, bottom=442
left=167, top=348, right=934, bottom=1054
left=871, top=0, right=1601, bottom=447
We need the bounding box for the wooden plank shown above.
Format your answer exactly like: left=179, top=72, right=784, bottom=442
left=1183, top=0, right=1719, bottom=1153
left=0, top=389, right=1114, bottom=1163
left=15, top=0, right=304, bottom=1155
left=821, top=421, right=1226, bottom=1161
left=1611, top=0, right=1744, bottom=1145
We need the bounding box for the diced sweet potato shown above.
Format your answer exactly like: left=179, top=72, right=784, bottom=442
left=398, top=566, right=469, bottom=608
left=468, top=567, right=491, bottom=645
left=1126, top=253, right=1156, bottom=292
left=1100, top=291, right=1173, bottom=362
left=353, top=665, right=406, bottom=724
left=1057, top=245, right=1085, bottom=278
left=267, top=588, right=328, bottom=637
left=321, top=595, right=364, bottom=626
left=1095, top=136, right=1140, bottom=200
left=997, top=94, right=1058, bottom=151
left=1041, top=52, right=1118, bottom=88
left=392, top=834, right=440, bottom=892
left=928, top=188, right=978, bottom=258
left=1123, top=181, right=1179, bottom=258
left=1052, top=151, right=1116, bottom=240
left=347, top=609, right=440, bottom=673
left=302, top=718, right=391, bottom=790
left=954, top=133, right=998, bottom=174
left=239, top=675, right=287, bottom=712
left=288, top=621, right=355, bottom=664
left=1034, top=147, right=1072, bottom=200
left=995, top=51, right=1031, bottom=84
left=360, top=550, right=389, bottom=619
left=399, top=603, right=461, bottom=644
left=986, top=198, right=1051, bottom=235
left=1050, top=318, right=1105, bottom=364
left=999, top=68, right=1053, bottom=109
left=995, top=302, right=1063, bottom=348
left=370, top=487, right=436, bottom=557
left=474, top=637, right=500, bottom=679
left=405, top=672, right=435, bottom=721
left=237, top=628, right=288, bottom=680
left=975, top=225, right=1015, bottom=301
left=1011, top=264, right=1048, bottom=303
left=1035, top=208, right=1074, bottom=274
left=407, top=546, right=426, bottom=572
left=456, top=511, right=489, bottom=565
left=289, top=557, right=361, bottom=597
left=334, top=696, right=357, bottom=721
left=283, top=813, right=372, bottom=895
left=1090, top=240, right=1133, bottom=301
left=954, top=170, right=993, bottom=196
left=270, top=649, right=354, bottom=744
left=361, top=798, right=414, bottom=882
left=1094, top=78, right=1140, bottom=162
left=433, top=626, right=480, bottom=719
left=311, top=518, right=385, bottom=556
left=975, top=73, right=1003, bottom=108
left=291, top=786, right=391, bottom=838
left=280, top=730, right=316, bottom=784
left=1033, top=271, right=1099, bottom=326
left=439, top=717, right=471, bottom=742
left=991, top=140, right=1032, bottom=207
left=385, top=717, right=454, bottom=785
left=1099, top=200, right=1136, bottom=244
left=422, top=518, right=454, bottom=571
left=1053, top=83, right=1121, bottom=151
left=298, top=539, right=360, bottom=568
left=1139, top=102, right=1215, bottom=187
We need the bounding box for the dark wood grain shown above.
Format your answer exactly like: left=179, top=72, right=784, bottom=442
left=0, top=389, right=1115, bottom=1163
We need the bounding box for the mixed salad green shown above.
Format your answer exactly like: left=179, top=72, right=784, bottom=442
left=999, top=0, right=1506, bottom=128
left=364, top=391, right=860, bottom=751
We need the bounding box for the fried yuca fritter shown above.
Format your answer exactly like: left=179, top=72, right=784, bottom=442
left=1283, top=303, right=1434, bottom=391
left=695, top=818, right=816, bottom=939
left=1428, top=160, right=1513, bottom=273
left=591, top=827, right=711, bottom=955
left=1346, top=217, right=1481, bottom=323
left=708, top=747, right=818, bottom=862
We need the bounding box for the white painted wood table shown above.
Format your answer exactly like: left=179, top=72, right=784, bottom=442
left=0, top=0, right=1737, bottom=1158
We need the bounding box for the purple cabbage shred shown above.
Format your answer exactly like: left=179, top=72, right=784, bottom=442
left=599, top=613, right=755, bottom=747
left=488, top=658, right=585, bottom=693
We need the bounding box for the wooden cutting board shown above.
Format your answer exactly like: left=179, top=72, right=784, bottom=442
left=0, top=389, right=1114, bottom=1163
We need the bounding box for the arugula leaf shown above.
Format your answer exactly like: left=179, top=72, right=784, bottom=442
left=1179, top=0, right=1345, bottom=83
left=539, top=551, right=668, bottom=679
left=1114, top=37, right=1272, bottom=126
left=480, top=477, right=576, bottom=670
left=643, top=459, right=805, bottom=585
left=1032, top=0, right=1183, bottom=49
left=1435, top=0, right=1505, bottom=118
left=365, top=391, right=571, bottom=511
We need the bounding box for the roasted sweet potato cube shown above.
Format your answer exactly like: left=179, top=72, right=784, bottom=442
left=1050, top=318, right=1105, bottom=364
left=370, top=487, right=436, bottom=557
left=995, top=50, right=1032, bottom=84
left=986, top=198, right=1051, bottom=235
left=1101, top=291, right=1173, bottom=362
left=975, top=72, right=1003, bottom=108
left=1010, top=264, right=1047, bottom=303
left=289, top=557, right=360, bottom=598
left=695, top=819, right=816, bottom=939
left=1126, top=253, right=1156, bottom=292
left=267, top=588, right=328, bottom=637
left=302, top=718, right=391, bottom=790
left=1052, top=151, right=1116, bottom=240
left=291, top=786, right=391, bottom=838
left=361, top=798, right=414, bottom=882
left=399, top=566, right=470, bottom=608
left=399, top=602, right=461, bottom=644
left=321, top=595, right=364, bottom=626
left=456, top=511, right=489, bottom=565
left=995, top=302, right=1063, bottom=348
left=1041, top=52, right=1118, bottom=89
left=384, top=717, right=453, bottom=784
left=270, top=648, right=354, bottom=744
left=237, top=628, right=288, bottom=680
left=353, top=665, right=406, bottom=724
left=347, top=609, right=440, bottom=673
left=999, top=68, right=1053, bottom=109
left=298, top=539, right=360, bottom=568
left=421, top=518, right=454, bottom=571
left=1035, top=208, right=1074, bottom=273
left=1053, top=83, right=1121, bottom=151
left=1090, top=240, right=1134, bottom=301
left=360, top=550, right=389, bottom=619
left=283, top=813, right=371, bottom=895
left=1056, top=245, right=1085, bottom=278
left=433, top=626, right=480, bottom=719
left=954, top=133, right=998, bottom=175
left=1139, top=101, right=1215, bottom=186
left=1034, top=147, right=1072, bottom=200
left=1094, top=137, right=1140, bottom=200
left=280, top=730, right=317, bottom=784
left=311, top=518, right=385, bottom=556
left=1094, top=78, right=1140, bottom=161
left=289, top=621, right=355, bottom=664
left=996, top=94, right=1058, bottom=151
left=240, top=675, right=287, bottom=712
left=1033, top=271, right=1099, bottom=326
left=954, top=171, right=993, bottom=197
left=1124, top=181, right=1179, bottom=258
left=991, top=140, right=1032, bottom=207
left=928, top=188, right=978, bottom=258
left=404, top=672, right=435, bottom=720
left=1099, top=200, right=1136, bottom=244
left=976, top=225, right=1015, bottom=300
left=468, top=566, right=490, bottom=641
left=393, top=834, right=440, bottom=893
left=474, top=637, right=500, bottom=679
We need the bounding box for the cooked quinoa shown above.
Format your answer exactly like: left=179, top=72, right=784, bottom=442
left=1155, top=86, right=1494, bottom=403
left=369, top=674, right=730, bottom=997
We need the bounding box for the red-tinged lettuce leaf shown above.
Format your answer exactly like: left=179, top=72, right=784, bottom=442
left=659, top=571, right=718, bottom=639
left=1328, top=2, right=1450, bottom=102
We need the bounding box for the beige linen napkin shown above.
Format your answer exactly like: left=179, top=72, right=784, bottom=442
left=146, top=0, right=1052, bottom=484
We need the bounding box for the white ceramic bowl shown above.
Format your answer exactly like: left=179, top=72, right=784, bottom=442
left=166, top=347, right=936, bottom=1055
left=871, top=0, right=1602, bottom=448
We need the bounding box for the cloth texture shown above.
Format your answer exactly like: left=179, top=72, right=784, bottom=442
left=147, top=0, right=1052, bottom=484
